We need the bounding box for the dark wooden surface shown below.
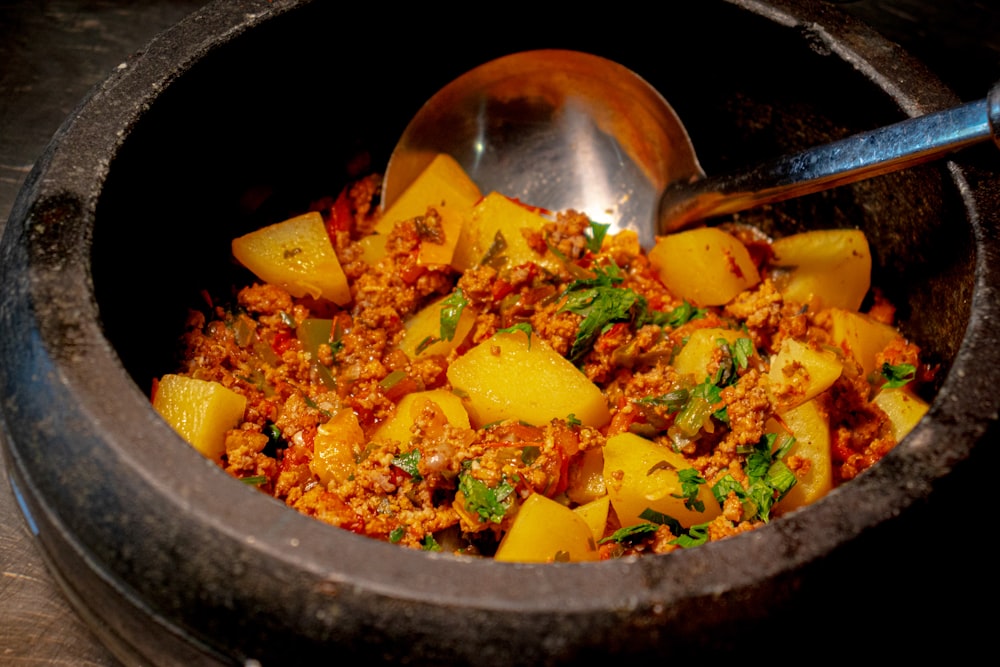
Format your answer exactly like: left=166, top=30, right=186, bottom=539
left=1, top=1, right=998, bottom=664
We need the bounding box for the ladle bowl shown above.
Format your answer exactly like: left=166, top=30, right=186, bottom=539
left=384, top=49, right=1000, bottom=246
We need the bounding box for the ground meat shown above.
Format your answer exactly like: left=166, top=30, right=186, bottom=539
left=157, top=171, right=931, bottom=562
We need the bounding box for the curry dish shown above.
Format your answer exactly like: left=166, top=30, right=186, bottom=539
left=151, top=154, right=932, bottom=562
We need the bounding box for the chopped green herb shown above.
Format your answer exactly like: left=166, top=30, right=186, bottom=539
left=497, top=322, right=534, bottom=346
left=391, top=449, right=423, bottom=481
left=439, top=289, right=469, bottom=342
left=380, top=370, right=408, bottom=390
left=565, top=414, right=582, bottom=428
left=636, top=389, right=690, bottom=413
left=673, top=468, right=707, bottom=512
left=560, top=261, right=649, bottom=363
left=670, top=522, right=710, bottom=548
left=241, top=475, right=267, bottom=486
left=458, top=469, right=515, bottom=524
left=586, top=220, right=611, bottom=253
left=665, top=301, right=706, bottom=328
left=881, top=362, right=916, bottom=388
left=599, top=522, right=659, bottom=545
left=712, top=433, right=797, bottom=523
left=389, top=526, right=405, bottom=543
left=420, top=534, right=442, bottom=551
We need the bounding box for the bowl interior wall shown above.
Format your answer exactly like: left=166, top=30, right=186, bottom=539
left=93, top=3, right=969, bottom=450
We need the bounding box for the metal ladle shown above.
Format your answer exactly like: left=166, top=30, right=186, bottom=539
left=382, top=50, right=1000, bottom=249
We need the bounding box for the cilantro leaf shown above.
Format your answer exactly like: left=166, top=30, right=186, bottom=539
left=458, top=470, right=515, bottom=524
left=711, top=433, right=798, bottom=523
left=586, top=220, right=610, bottom=253
left=439, top=288, right=469, bottom=342
left=672, top=468, right=707, bottom=512
left=391, top=449, right=423, bottom=481
left=599, top=522, right=659, bottom=545
left=497, top=322, right=534, bottom=346
left=559, top=261, right=649, bottom=363
left=670, top=522, right=710, bottom=548
left=881, top=362, right=916, bottom=389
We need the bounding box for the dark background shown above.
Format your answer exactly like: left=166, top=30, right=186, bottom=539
left=1, top=1, right=998, bottom=664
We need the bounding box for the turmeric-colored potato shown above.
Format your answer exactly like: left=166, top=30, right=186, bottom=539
left=232, top=211, right=351, bottom=305
left=602, top=432, right=721, bottom=528
left=770, top=398, right=833, bottom=515
left=648, top=227, right=761, bottom=306
left=873, top=387, right=929, bottom=443
left=398, top=294, right=478, bottom=359
left=311, top=408, right=365, bottom=487
left=459, top=192, right=564, bottom=274
left=494, top=493, right=599, bottom=563
left=362, top=153, right=482, bottom=268
left=152, top=374, right=246, bottom=461
left=373, top=389, right=471, bottom=447
left=770, top=229, right=871, bottom=311
left=768, top=337, right=843, bottom=410
left=446, top=329, right=611, bottom=428
left=825, top=308, right=901, bottom=377
left=573, top=495, right=611, bottom=543
left=672, top=327, right=747, bottom=381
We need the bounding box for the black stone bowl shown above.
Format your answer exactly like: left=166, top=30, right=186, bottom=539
left=2, top=0, right=998, bottom=664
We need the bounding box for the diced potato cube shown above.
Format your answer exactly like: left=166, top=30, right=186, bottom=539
left=768, top=337, right=843, bottom=410
left=152, top=374, right=246, bottom=460
left=446, top=329, right=611, bottom=428
left=873, top=387, right=929, bottom=443
left=363, top=153, right=482, bottom=268
left=566, top=447, right=607, bottom=505
left=494, top=493, right=599, bottom=563
left=602, top=432, right=721, bottom=528
left=770, top=229, right=871, bottom=311
left=825, top=308, right=901, bottom=377
left=373, top=389, right=471, bottom=447
left=769, top=398, right=833, bottom=514
left=672, top=327, right=747, bottom=382
left=573, top=495, right=611, bottom=543
left=311, top=408, right=365, bottom=487
left=232, top=211, right=351, bottom=305
left=459, top=192, right=564, bottom=274
left=398, top=294, right=478, bottom=359
left=648, top=227, right=761, bottom=306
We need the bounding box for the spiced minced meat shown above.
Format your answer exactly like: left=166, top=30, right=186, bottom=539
left=157, top=172, right=932, bottom=560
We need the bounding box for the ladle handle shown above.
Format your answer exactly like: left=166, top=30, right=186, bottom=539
left=658, top=81, right=1000, bottom=233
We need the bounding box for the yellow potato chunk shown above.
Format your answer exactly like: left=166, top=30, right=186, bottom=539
left=446, top=329, right=611, bottom=428
left=232, top=211, right=350, bottom=305
left=648, top=227, right=761, bottom=306
left=362, top=153, right=482, bottom=268
left=825, top=308, right=901, bottom=378
left=873, top=387, right=929, bottom=443
left=459, top=192, right=564, bottom=274
left=373, top=389, right=471, bottom=447
left=768, top=337, right=843, bottom=410
left=494, top=494, right=599, bottom=563
left=152, top=374, right=246, bottom=461
left=769, top=398, right=833, bottom=515
left=311, top=408, right=365, bottom=487
left=398, top=294, right=478, bottom=359
left=672, top=327, right=747, bottom=381
left=573, top=495, right=611, bottom=543
left=602, top=432, right=721, bottom=528
left=771, top=229, right=871, bottom=311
